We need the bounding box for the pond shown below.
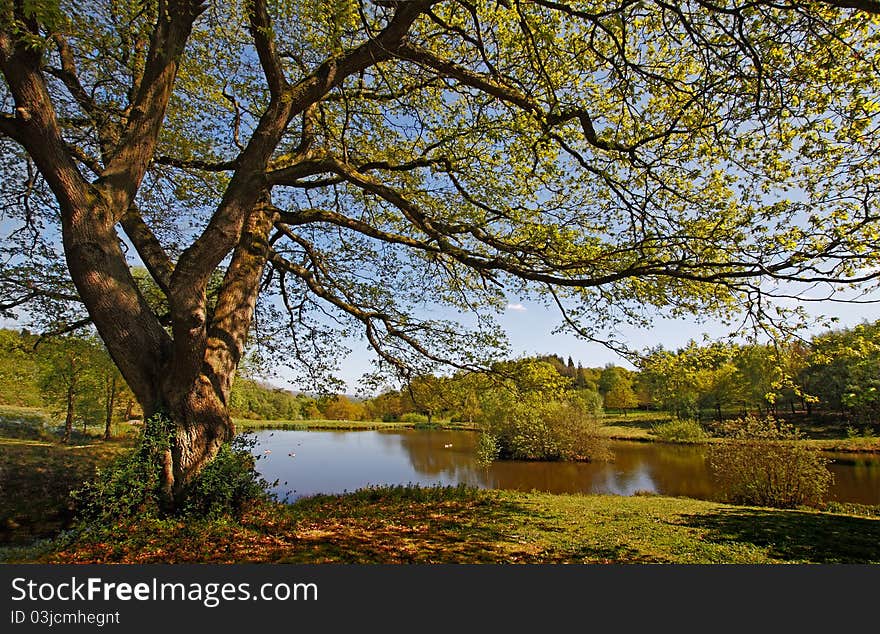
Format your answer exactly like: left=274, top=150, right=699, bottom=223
left=249, top=429, right=880, bottom=506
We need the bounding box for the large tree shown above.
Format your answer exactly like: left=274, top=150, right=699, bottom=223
left=2, top=0, right=880, bottom=507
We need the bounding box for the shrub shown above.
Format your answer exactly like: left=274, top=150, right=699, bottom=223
left=651, top=418, right=709, bottom=443
left=475, top=433, right=499, bottom=466
left=707, top=416, right=833, bottom=509
left=480, top=391, right=611, bottom=462
left=71, top=414, right=271, bottom=527
left=71, top=413, right=174, bottom=525
left=180, top=433, right=273, bottom=519
left=398, top=412, right=429, bottom=424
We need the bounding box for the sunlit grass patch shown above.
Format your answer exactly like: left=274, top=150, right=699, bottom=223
left=14, top=484, right=879, bottom=565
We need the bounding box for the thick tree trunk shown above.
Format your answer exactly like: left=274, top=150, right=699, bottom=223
left=152, top=374, right=235, bottom=508
left=153, top=201, right=276, bottom=508
left=64, top=214, right=171, bottom=408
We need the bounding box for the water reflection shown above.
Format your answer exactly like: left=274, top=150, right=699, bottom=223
left=826, top=452, right=880, bottom=506
left=249, top=429, right=880, bottom=505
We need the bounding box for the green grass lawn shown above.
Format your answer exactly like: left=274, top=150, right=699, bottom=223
left=7, top=485, right=878, bottom=564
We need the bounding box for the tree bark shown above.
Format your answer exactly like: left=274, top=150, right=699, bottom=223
left=63, top=384, right=74, bottom=444
left=154, top=375, right=232, bottom=508
left=104, top=375, right=117, bottom=440
left=155, top=197, right=277, bottom=507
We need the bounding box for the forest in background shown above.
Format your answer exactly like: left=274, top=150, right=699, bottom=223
left=3, top=318, right=878, bottom=437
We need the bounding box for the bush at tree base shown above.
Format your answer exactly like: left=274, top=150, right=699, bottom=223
left=70, top=414, right=273, bottom=527
left=707, top=416, right=832, bottom=509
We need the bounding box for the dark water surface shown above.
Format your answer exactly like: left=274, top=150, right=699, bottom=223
left=250, top=429, right=880, bottom=505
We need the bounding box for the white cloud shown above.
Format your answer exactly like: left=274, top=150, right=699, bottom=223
left=506, top=303, right=527, bottom=312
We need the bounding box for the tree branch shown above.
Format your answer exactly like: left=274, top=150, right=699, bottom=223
left=247, top=0, right=287, bottom=98
left=30, top=318, right=95, bottom=349
left=202, top=195, right=278, bottom=401
left=172, top=0, right=435, bottom=315
left=48, top=34, right=98, bottom=117
left=395, top=42, right=647, bottom=155
left=154, top=155, right=239, bottom=171
left=119, top=207, right=175, bottom=294
left=268, top=240, right=480, bottom=375
left=0, top=113, right=24, bottom=142
left=98, top=0, right=208, bottom=212
left=266, top=152, right=445, bottom=184
left=276, top=207, right=442, bottom=254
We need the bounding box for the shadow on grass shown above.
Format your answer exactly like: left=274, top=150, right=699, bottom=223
left=277, top=485, right=552, bottom=563
left=0, top=438, right=132, bottom=545
left=31, top=485, right=559, bottom=564
left=681, top=507, right=880, bottom=563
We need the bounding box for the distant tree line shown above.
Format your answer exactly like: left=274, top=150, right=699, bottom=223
left=640, top=320, right=880, bottom=431
left=4, top=319, right=877, bottom=436
left=229, top=381, right=373, bottom=422
left=363, top=320, right=880, bottom=433
left=363, top=355, right=639, bottom=425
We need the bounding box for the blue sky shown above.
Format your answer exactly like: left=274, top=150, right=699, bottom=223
left=295, top=290, right=880, bottom=395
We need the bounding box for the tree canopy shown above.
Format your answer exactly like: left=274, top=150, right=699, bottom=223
left=3, top=0, right=880, bottom=503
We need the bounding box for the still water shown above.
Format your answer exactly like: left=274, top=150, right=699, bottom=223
left=250, top=429, right=880, bottom=506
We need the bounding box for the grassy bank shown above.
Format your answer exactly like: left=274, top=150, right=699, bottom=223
left=5, top=485, right=879, bottom=564
left=234, top=411, right=880, bottom=452
left=599, top=410, right=880, bottom=452
left=234, top=418, right=412, bottom=431
left=233, top=412, right=662, bottom=439
left=233, top=417, right=480, bottom=432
